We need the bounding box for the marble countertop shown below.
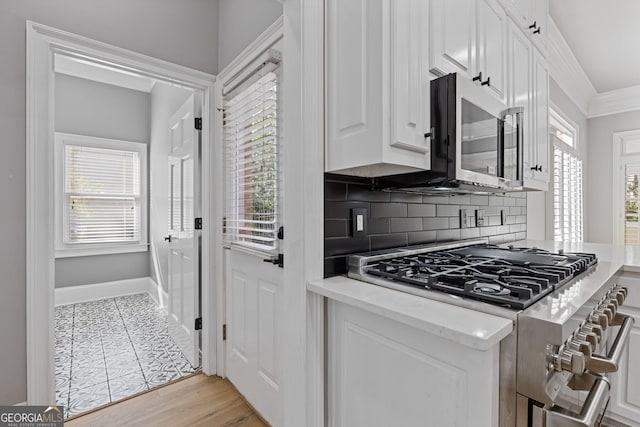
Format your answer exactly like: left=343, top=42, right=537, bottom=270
left=308, top=239, right=640, bottom=350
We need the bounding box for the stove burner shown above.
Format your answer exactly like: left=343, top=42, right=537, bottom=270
left=358, top=244, right=598, bottom=310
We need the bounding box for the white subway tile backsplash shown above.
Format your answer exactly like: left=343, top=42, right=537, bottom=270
left=489, top=235, right=504, bottom=244
left=422, top=195, right=452, bottom=204
left=450, top=195, right=470, bottom=205
left=516, top=232, right=527, bottom=240
left=470, top=195, right=489, bottom=205
left=449, top=217, right=460, bottom=228
left=516, top=198, right=527, bottom=207
left=509, top=223, right=526, bottom=233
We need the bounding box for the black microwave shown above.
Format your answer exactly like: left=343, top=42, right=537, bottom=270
left=376, top=73, right=524, bottom=193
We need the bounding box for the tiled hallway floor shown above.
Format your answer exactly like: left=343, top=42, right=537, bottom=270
left=55, top=293, right=198, bottom=418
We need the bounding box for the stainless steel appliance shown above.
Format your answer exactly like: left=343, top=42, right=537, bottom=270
left=375, top=73, right=524, bottom=193
left=348, top=240, right=634, bottom=427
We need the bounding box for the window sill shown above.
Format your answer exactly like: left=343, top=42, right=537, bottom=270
left=55, top=243, right=149, bottom=259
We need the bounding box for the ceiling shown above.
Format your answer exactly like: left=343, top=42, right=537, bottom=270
left=550, top=0, right=640, bottom=93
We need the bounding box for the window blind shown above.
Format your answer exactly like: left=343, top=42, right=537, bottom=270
left=223, top=69, right=280, bottom=254
left=552, top=138, right=583, bottom=242
left=624, top=164, right=640, bottom=245
left=64, top=144, right=141, bottom=244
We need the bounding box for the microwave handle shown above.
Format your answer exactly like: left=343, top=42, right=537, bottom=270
left=501, top=106, right=524, bottom=186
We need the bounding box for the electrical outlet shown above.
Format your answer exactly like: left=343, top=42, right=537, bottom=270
left=476, top=209, right=485, bottom=227
left=459, top=209, right=468, bottom=228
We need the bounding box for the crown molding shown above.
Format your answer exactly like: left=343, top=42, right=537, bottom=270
left=547, top=17, right=596, bottom=118
left=588, top=84, right=640, bottom=118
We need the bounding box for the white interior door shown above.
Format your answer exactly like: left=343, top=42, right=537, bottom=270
left=225, top=249, right=283, bottom=425
left=167, top=95, right=201, bottom=368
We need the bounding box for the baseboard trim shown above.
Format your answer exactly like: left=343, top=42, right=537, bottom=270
left=13, top=401, right=27, bottom=406
left=146, top=277, right=169, bottom=311
left=55, top=277, right=158, bottom=306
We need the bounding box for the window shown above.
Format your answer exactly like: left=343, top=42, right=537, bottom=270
left=223, top=58, right=280, bottom=256
left=55, top=133, right=148, bottom=257
left=550, top=109, right=583, bottom=242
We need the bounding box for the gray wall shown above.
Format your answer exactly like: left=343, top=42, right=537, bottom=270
left=54, top=73, right=151, bottom=288
left=587, top=110, right=640, bottom=244
left=217, top=0, right=283, bottom=71
left=527, top=78, right=590, bottom=240
left=149, top=82, right=193, bottom=293
left=0, top=0, right=218, bottom=405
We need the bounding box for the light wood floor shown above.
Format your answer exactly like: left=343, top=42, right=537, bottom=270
left=65, top=374, right=268, bottom=427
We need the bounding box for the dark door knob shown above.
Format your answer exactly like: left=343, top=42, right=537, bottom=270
left=164, top=235, right=172, bottom=243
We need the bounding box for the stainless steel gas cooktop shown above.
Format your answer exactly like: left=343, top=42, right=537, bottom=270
left=348, top=241, right=597, bottom=310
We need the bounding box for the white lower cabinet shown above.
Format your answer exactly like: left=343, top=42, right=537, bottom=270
left=609, top=275, right=640, bottom=427
left=328, top=301, right=500, bottom=427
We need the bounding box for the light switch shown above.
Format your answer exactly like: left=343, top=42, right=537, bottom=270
left=460, top=209, right=468, bottom=228
left=351, top=208, right=368, bottom=237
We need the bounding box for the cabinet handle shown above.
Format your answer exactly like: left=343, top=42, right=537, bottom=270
left=481, top=77, right=491, bottom=87
left=472, top=72, right=482, bottom=82
left=533, top=27, right=541, bottom=35
left=530, top=165, right=542, bottom=172
left=529, top=21, right=537, bottom=30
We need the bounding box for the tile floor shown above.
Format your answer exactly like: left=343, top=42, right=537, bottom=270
left=55, top=293, right=198, bottom=418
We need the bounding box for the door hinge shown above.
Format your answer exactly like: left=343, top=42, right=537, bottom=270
left=195, top=317, right=202, bottom=330
left=195, top=217, right=203, bottom=230
left=222, top=324, right=227, bottom=341
left=194, top=117, right=202, bottom=130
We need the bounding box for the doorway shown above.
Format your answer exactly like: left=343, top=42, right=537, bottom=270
left=26, top=22, right=218, bottom=409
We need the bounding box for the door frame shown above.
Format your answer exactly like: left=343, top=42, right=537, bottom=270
left=26, top=21, right=218, bottom=404
left=612, top=129, right=640, bottom=245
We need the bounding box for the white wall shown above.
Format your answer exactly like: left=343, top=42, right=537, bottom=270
left=587, top=110, right=640, bottom=243
left=54, top=73, right=152, bottom=288
left=217, top=0, right=283, bottom=71
left=0, top=0, right=218, bottom=405
left=149, top=82, right=193, bottom=293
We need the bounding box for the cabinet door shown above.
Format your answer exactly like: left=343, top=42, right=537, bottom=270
left=530, top=0, right=548, bottom=50
left=429, top=0, right=474, bottom=78
left=326, top=0, right=384, bottom=173
left=476, top=0, right=508, bottom=103
left=532, top=48, right=549, bottom=184
left=390, top=0, right=431, bottom=155
left=509, top=0, right=531, bottom=26
left=507, top=19, right=532, bottom=176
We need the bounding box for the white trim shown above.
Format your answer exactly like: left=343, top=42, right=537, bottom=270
left=54, top=277, right=156, bottom=306
left=26, top=21, right=216, bottom=405
left=612, top=129, right=640, bottom=245
left=146, top=276, right=169, bottom=310
left=13, top=402, right=28, bottom=406
left=281, top=0, right=326, bottom=425
left=547, top=17, right=596, bottom=118
left=55, top=243, right=149, bottom=258
left=589, top=84, right=640, bottom=118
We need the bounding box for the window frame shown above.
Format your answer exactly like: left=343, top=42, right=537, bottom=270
left=222, top=51, right=282, bottom=259
left=54, top=132, right=148, bottom=258
left=549, top=107, right=583, bottom=242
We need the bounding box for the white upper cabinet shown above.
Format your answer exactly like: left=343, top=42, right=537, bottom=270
left=430, top=0, right=507, bottom=103
left=476, top=0, right=508, bottom=103
left=507, top=16, right=549, bottom=190
left=500, top=0, right=548, bottom=51
left=531, top=48, right=549, bottom=186
left=429, top=0, right=475, bottom=79
left=326, top=0, right=431, bottom=177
